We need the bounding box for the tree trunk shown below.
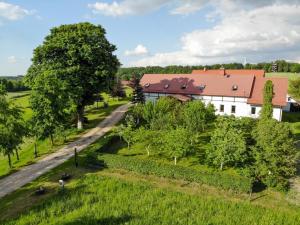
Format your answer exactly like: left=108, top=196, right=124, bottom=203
left=127, top=142, right=130, bottom=149
left=8, top=154, right=12, bottom=168
left=174, top=156, right=177, bottom=165
left=34, top=142, right=38, bottom=158
left=50, top=134, right=54, bottom=146
left=220, top=162, right=224, bottom=170
left=77, top=105, right=85, bottom=130
left=15, top=149, right=19, bottom=161
left=146, top=145, right=150, bottom=156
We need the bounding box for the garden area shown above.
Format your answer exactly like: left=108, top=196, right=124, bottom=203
left=0, top=133, right=299, bottom=225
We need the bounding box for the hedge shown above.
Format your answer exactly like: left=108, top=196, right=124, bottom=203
left=92, top=153, right=252, bottom=193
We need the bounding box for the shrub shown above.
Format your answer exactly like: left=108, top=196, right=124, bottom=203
left=97, top=153, right=252, bottom=193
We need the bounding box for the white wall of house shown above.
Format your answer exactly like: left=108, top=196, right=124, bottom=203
left=144, top=93, right=283, bottom=121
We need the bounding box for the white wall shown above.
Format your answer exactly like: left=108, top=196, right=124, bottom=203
left=144, top=93, right=283, bottom=121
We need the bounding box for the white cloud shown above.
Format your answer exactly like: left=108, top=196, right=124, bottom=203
left=130, top=3, right=300, bottom=66
left=170, top=0, right=206, bottom=15
left=7, top=56, right=17, bottom=64
left=125, top=44, right=149, bottom=56
left=0, top=2, right=32, bottom=21
left=88, top=0, right=170, bottom=17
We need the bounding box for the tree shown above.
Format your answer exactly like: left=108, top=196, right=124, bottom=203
left=160, top=127, right=193, bottom=165
left=130, top=75, right=145, bottom=104
left=116, top=124, right=135, bottom=149
left=111, top=78, right=126, bottom=99
left=208, top=117, right=247, bottom=170
left=252, top=119, right=299, bottom=189
left=25, top=22, right=120, bottom=130
left=181, top=101, right=215, bottom=132
left=133, top=127, right=159, bottom=156
left=0, top=86, right=26, bottom=168
left=289, top=77, right=300, bottom=100
left=28, top=76, right=70, bottom=146
left=260, top=80, right=273, bottom=120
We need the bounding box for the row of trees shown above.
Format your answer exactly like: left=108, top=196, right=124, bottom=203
left=117, top=60, right=300, bottom=80
left=0, top=78, right=29, bottom=92
left=0, top=86, right=26, bottom=168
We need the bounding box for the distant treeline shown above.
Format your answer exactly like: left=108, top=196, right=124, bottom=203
left=117, top=60, right=300, bottom=80
left=0, top=77, right=29, bottom=92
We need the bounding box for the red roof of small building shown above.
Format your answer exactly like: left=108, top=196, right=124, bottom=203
left=140, top=70, right=288, bottom=107
left=192, top=69, right=265, bottom=77
left=247, top=77, right=288, bottom=106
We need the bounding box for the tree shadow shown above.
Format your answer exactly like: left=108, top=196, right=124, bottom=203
left=61, top=214, right=133, bottom=225
left=252, top=181, right=267, bottom=193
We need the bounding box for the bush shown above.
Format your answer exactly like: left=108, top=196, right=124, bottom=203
left=97, top=153, right=252, bottom=193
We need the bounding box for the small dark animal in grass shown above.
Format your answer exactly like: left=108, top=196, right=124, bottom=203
left=34, top=186, right=46, bottom=196
left=61, top=173, right=72, bottom=181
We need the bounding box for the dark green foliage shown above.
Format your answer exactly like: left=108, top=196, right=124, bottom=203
left=0, top=86, right=27, bottom=167
left=111, top=78, right=126, bottom=98
left=0, top=78, right=29, bottom=92
left=208, top=117, right=249, bottom=170
left=97, top=153, right=252, bottom=193
left=117, top=60, right=300, bottom=80
left=260, top=80, right=274, bottom=120
left=129, top=75, right=145, bottom=104
left=252, top=119, right=299, bottom=190
left=25, top=22, right=120, bottom=129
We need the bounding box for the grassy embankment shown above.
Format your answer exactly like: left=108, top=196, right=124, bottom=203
left=0, top=90, right=130, bottom=178
left=0, top=136, right=299, bottom=224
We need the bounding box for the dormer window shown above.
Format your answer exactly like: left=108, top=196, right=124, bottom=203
left=181, top=84, right=187, bottom=89
left=199, top=84, right=206, bottom=90
left=232, top=85, right=238, bottom=91
left=164, top=84, right=169, bottom=89
left=144, top=83, right=150, bottom=88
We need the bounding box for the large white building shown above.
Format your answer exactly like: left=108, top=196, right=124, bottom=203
left=140, top=69, right=289, bottom=121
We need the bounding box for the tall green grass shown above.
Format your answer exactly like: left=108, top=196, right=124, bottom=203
left=2, top=175, right=299, bottom=225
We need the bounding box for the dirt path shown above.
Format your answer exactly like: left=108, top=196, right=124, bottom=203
left=0, top=103, right=130, bottom=199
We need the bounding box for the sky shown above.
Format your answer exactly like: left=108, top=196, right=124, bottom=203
left=0, top=0, right=300, bottom=76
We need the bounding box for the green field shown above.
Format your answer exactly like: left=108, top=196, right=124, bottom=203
left=266, top=72, right=300, bottom=80
left=0, top=90, right=130, bottom=178
left=1, top=137, right=299, bottom=225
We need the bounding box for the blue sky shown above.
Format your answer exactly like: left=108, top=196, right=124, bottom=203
left=0, top=0, right=300, bottom=76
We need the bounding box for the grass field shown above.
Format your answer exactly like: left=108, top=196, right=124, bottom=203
left=0, top=136, right=299, bottom=225
left=0, top=90, right=130, bottom=178
left=266, top=72, right=300, bottom=80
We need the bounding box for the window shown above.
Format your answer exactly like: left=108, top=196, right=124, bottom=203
left=251, top=107, right=256, bottom=115
left=231, top=105, right=236, bottom=114
left=220, top=104, right=224, bottom=112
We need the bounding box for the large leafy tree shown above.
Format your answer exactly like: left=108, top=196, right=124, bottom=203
left=208, top=117, right=247, bottom=170
left=252, top=119, right=299, bottom=189
left=0, top=86, right=26, bottom=168
left=25, top=22, right=120, bottom=129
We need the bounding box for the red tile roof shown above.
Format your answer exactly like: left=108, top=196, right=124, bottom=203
left=140, top=70, right=288, bottom=107
left=141, top=73, right=255, bottom=98
left=192, top=69, right=265, bottom=77
left=247, top=77, right=288, bottom=107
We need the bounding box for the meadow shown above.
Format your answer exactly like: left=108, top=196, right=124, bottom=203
left=266, top=72, right=300, bottom=80
left=1, top=136, right=299, bottom=225
left=0, top=90, right=130, bottom=178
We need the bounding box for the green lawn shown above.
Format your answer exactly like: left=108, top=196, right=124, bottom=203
left=0, top=90, right=131, bottom=178
left=0, top=136, right=299, bottom=225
